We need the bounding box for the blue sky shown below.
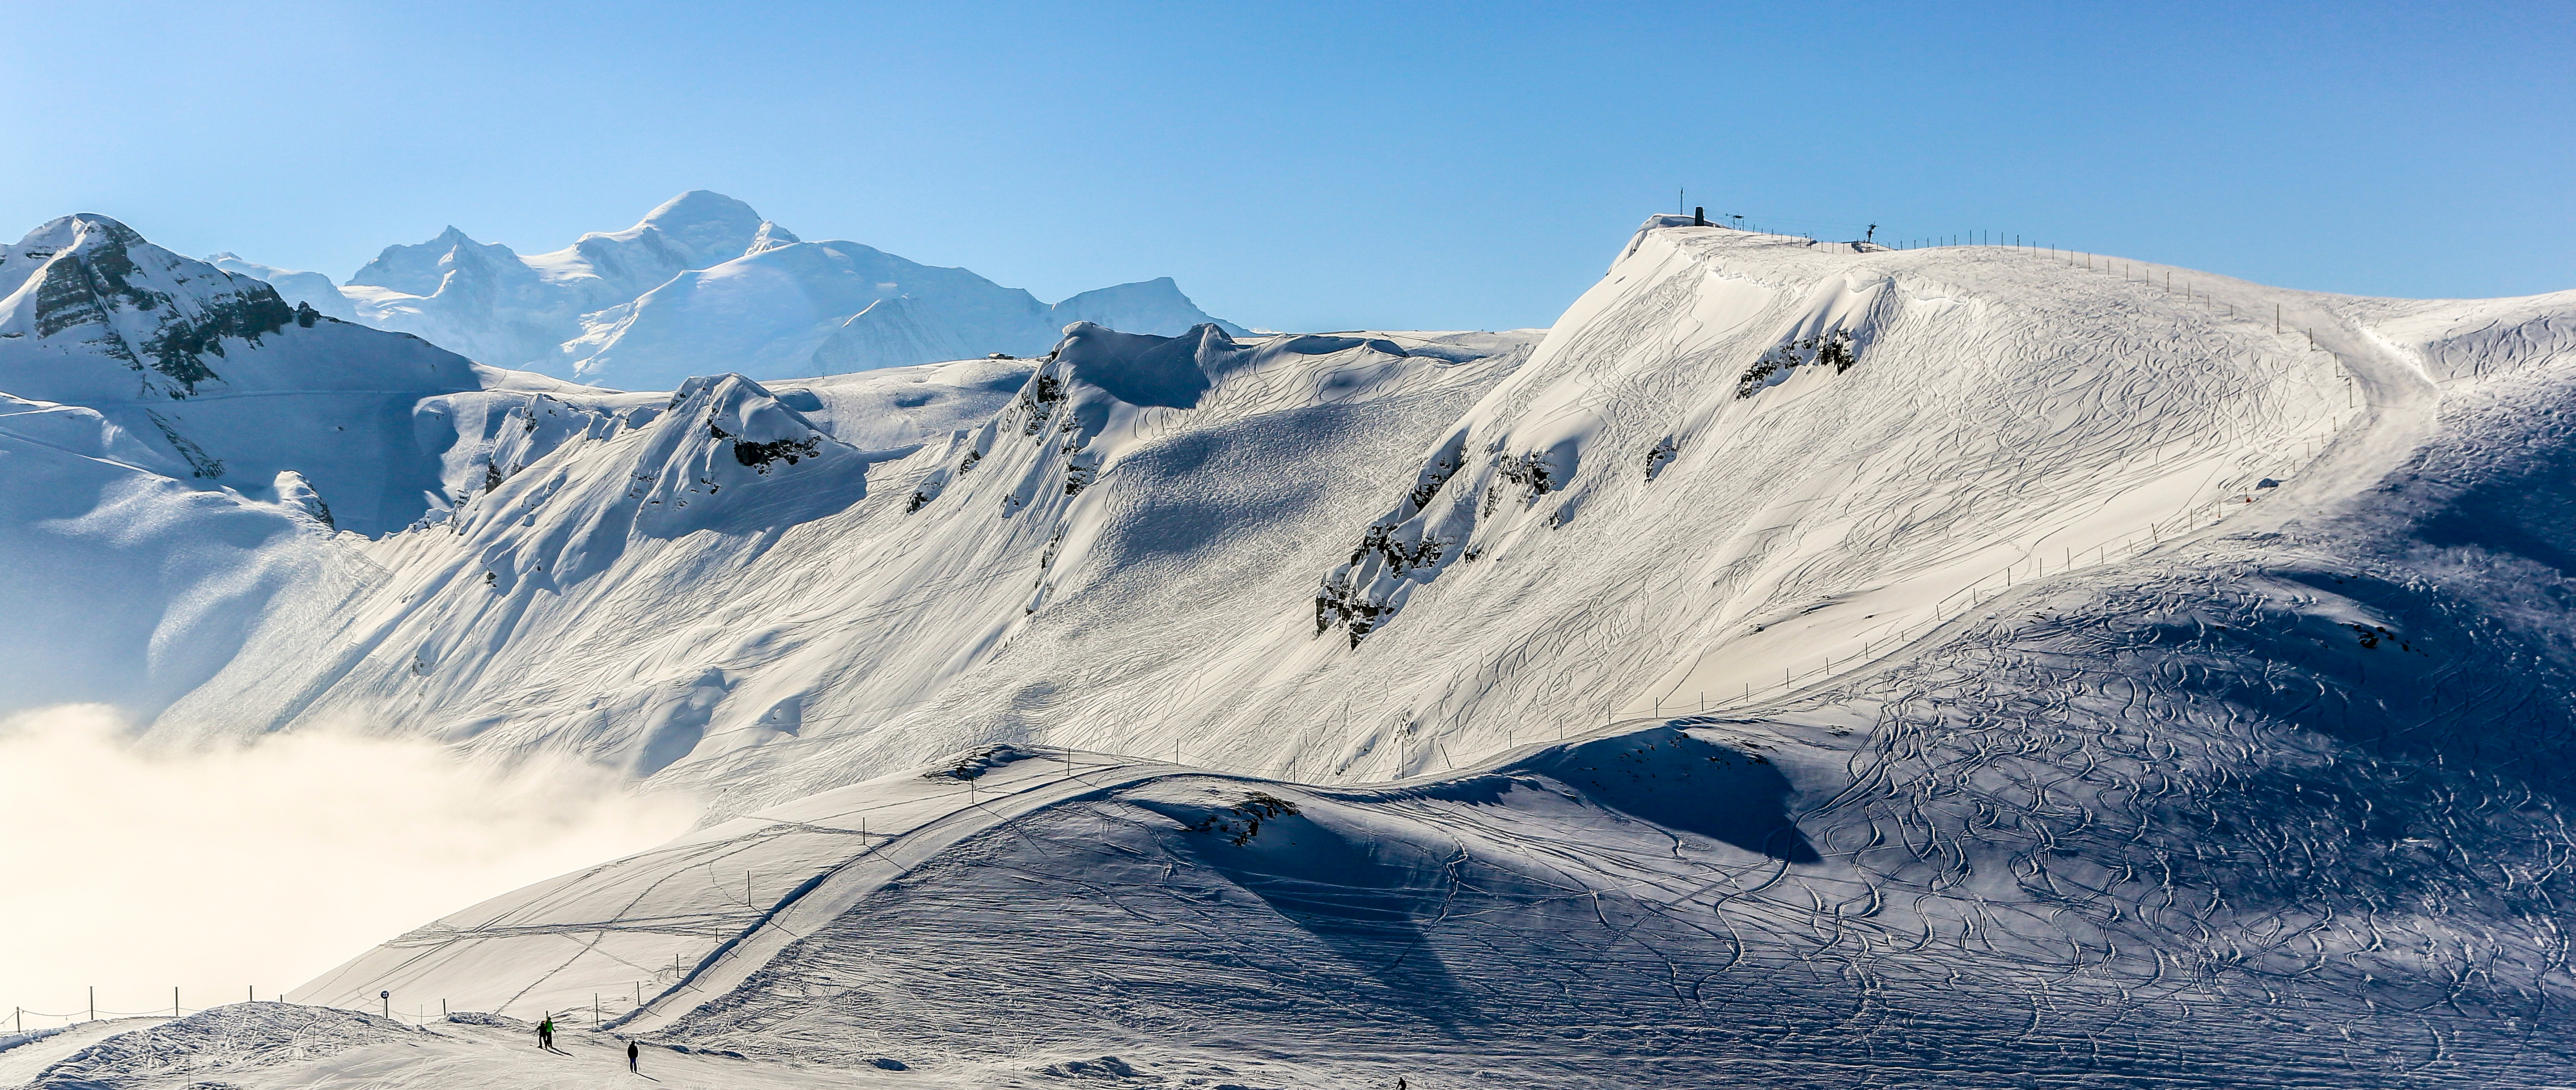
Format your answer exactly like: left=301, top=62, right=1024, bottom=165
left=2, top=1, right=2565, bottom=332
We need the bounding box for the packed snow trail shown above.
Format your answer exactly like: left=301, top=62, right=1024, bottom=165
left=288, top=745, right=1179, bottom=1024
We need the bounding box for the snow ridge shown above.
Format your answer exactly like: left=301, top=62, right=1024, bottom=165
left=218, top=191, right=1247, bottom=388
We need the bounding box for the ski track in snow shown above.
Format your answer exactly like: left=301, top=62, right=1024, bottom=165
left=9, top=214, right=2576, bottom=1086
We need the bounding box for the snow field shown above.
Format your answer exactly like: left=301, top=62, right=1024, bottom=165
left=9, top=208, right=2576, bottom=1086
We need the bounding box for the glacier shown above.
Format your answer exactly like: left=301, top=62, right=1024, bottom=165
left=214, top=190, right=1247, bottom=391
left=5, top=209, right=2576, bottom=1087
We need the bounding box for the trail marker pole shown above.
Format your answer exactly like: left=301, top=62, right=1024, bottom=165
left=89, top=987, right=94, bottom=1023
left=379, top=990, right=388, bottom=1018
left=176, top=988, right=182, bottom=1018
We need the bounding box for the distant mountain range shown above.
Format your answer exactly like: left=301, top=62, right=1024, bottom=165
left=207, top=191, right=1246, bottom=390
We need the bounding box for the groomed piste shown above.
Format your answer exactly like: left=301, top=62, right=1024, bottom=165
left=7, top=213, right=2576, bottom=1087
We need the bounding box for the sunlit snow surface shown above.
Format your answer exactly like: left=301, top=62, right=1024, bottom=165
left=221, top=190, right=1246, bottom=389
left=9, top=215, right=2576, bottom=1086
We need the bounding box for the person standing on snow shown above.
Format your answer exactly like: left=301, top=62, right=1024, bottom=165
left=628, top=1040, right=640, bottom=1073
left=537, top=1015, right=555, bottom=1050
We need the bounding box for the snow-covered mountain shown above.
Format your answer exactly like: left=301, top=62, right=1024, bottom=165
left=0, top=213, right=578, bottom=711
left=204, top=253, right=356, bottom=321
left=10, top=211, right=2576, bottom=1086
left=0, top=213, right=1028, bottom=717
left=212, top=191, right=1246, bottom=389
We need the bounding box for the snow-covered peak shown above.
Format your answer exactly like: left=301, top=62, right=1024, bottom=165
left=208, top=192, right=1245, bottom=381
left=524, top=190, right=780, bottom=297
left=344, top=226, right=529, bottom=296
left=0, top=213, right=300, bottom=399
left=0, top=214, right=521, bottom=531
left=14, top=211, right=144, bottom=252
left=665, top=371, right=840, bottom=452
left=631, top=189, right=772, bottom=265
left=1050, top=277, right=1248, bottom=338
left=1051, top=319, right=1220, bottom=408
left=746, top=219, right=800, bottom=255
left=203, top=252, right=358, bottom=321
left=424, top=369, right=869, bottom=598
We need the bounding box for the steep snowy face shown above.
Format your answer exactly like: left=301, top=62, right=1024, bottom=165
left=0, top=215, right=300, bottom=400
left=1049, top=277, right=1251, bottom=339
left=312, top=192, right=1244, bottom=383
left=521, top=189, right=793, bottom=303
left=335, top=195, right=805, bottom=372
left=205, top=253, right=358, bottom=320
left=558, top=239, right=1055, bottom=385
left=346, top=226, right=530, bottom=298
left=1308, top=222, right=2361, bottom=734
left=0, top=215, right=495, bottom=533
left=627, top=373, right=870, bottom=537
left=558, top=246, right=1247, bottom=391
left=165, top=321, right=1531, bottom=799
left=339, top=228, right=572, bottom=369
left=403, top=373, right=870, bottom=608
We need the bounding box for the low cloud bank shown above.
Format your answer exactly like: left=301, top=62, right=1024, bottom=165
left=0, top=705, right=696, bottom=1025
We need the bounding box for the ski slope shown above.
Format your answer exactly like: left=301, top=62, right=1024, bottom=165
left=8, top=213, right=2576, bottom=1086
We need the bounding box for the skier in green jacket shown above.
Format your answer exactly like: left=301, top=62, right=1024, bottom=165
left=538, top=1015, right=555, bottom=1050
